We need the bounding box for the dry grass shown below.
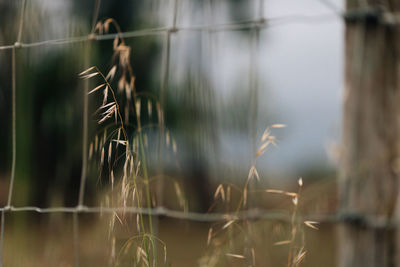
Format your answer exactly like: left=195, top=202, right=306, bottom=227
left=76, top=18, right=323, bottom=267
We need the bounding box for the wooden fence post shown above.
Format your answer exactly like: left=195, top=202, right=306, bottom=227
left=339, top=1, right=400, bottom=266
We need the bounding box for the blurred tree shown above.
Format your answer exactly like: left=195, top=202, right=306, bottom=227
left=0, top=0, right=257, bottom=210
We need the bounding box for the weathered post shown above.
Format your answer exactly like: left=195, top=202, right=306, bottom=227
left=339, top=1, right=400, bottom=266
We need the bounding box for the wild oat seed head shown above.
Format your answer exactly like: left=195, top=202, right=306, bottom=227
left=225, top=253, right=245, bottom=259
left=271, top=124, right=287, bottom=128
left=298, top=177, right=303, bottom=187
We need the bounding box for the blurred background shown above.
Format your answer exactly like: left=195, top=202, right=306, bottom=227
left=0, top=0, right=343, bottom=266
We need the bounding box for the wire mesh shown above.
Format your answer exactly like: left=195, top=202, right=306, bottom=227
left=1, top=0, right=395, bottom=266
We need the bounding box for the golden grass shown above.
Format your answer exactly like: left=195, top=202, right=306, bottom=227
left=74, top=17, right=324, bottom=267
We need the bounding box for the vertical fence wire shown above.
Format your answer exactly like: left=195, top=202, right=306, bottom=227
left=77, top=43, right=89, bottom=208
left=78, top=0, right=101, bottom=209
left=91, top=0, right=102, bottom=34
left=75, top=2, right=102, bottom=265
left=7, top=0, right=27, bottom=208
left=245, top=0, right=263, bottom=264
left=156, top=0, right=179, bottom=209
left=74, top=41, right=90, bottom=267
left=153, top=1, right=179, bottom=258
left=73, top=212, right=80, bottom=267
left=16, top=0, right=27, bottom=46
left=7, top=47, right=16, bottom=209
left=1, top=1, right=27, bottom=265
left=248, top=0, right=263, bottom=205
left=0, top=211, right=4, bottom=267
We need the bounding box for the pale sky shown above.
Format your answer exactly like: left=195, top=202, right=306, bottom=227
left=171, top=0, right=345, bottom=178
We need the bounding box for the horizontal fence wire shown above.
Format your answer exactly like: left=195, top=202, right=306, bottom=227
left=1, top=8, right=399, bottom=52
left=0, top=16, right=326, bottom=51
left=2, top=7, right=399, bottom=52
left=0, top=206, right=400, bottom=229
left=0, top=205, right=396, bottom=229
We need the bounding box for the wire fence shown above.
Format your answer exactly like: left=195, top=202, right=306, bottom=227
left=1, top=0, right=397, bottom=266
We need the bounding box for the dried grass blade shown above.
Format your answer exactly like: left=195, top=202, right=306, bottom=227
left=292, top=196, right=298, bottom=206
left=226, top=253, right=245, bottom=259
left=294, top=250, right=307, bottom=264
left=261, top=128, right=271, bottom=142
left=214, top=184, right=225, bottom=201
left=256, top=140, right=271, bottom=157
left=78, top=66, right=96, bottom=76
left=207, top=228, right=213, bottom=246
left=108, top=142, right=112, bottom=164
left=266, top=189, right=297, bottom=197
left=112, top=139, right=127, bottom=146
left=304, top=221, right=319, bottom=230
left=271, top=124, right=287, bottom=128
left=222, top=220, right=235, bottom=229
left=106, top=65, right=117, bottom=81
left=99, top=101, right=115, bottom=110
left=248, top=165, right=260, bottom=181
left=274, top=240, right=291, bottom=246
left=88, top=83, right=105, bottom=94
left=81, top=72, right=99, bottom=80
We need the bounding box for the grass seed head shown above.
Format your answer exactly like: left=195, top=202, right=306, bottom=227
left=106, top=65, right=117, bottom=81
left=147, top=100, right=152, bottom=117
left=135, top=99, right=141, bottom=119
left=103, top=18, right=113, bottom=33
left=298, top=177, right=303, bottom=187
left=225, top=253, right=245, bottom=259
left=172, top=138, right=177, bottom=154
left=166, top=131, right=170, bottom=147
left=292, top=196, right=298, bottom=206
left=88, top=83, right=105, bottom=95
left=304, top=221, right=319, bottom=230
left=271, top=124, right=287, bottom=128
left=274, top=240, right=291, bottom=246
left=89, top=142, right=93, bottom=160
left=222, top=220, right=235, bottom=230
left=207, top=228, right=213, bottom=246
left=78, top=66, right=96, bottom=76
left=214, top=184, right=225, bottom=202
left=100, top=147, right=105, bottom=166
